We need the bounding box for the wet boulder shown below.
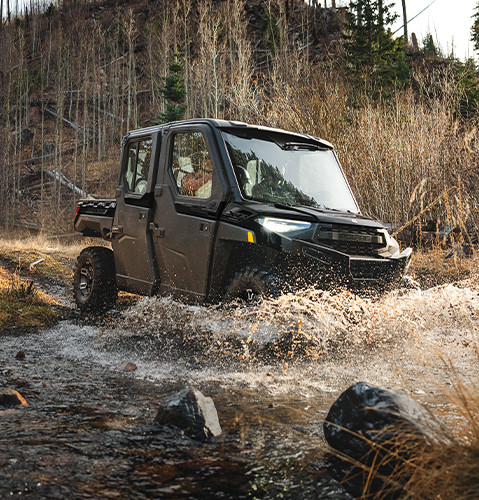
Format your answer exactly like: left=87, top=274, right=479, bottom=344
left=0, top=388, right=28, bottom=407
left=323, top=382, right=435, bottom=496
left=155, top=387, right=222, bottom=442
left=324, top=382, right=432, bottom=461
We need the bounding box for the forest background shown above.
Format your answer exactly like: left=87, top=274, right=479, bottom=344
left=0, top=0, right=478, bottom=246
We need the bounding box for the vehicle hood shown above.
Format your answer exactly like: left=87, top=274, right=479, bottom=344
left=250, top=202, right=386, bottom=230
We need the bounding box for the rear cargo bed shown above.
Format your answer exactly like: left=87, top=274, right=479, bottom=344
left=74, top=199, right=116, bottom=238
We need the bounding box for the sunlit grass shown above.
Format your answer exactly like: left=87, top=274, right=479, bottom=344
left=0, top=231, right=103, bottom=260
left=0, top=265, right=57, bottom=331
left=409, top=246, right=479, bottom=289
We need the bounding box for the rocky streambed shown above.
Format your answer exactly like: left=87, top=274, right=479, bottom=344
left=1, top=278, right=479, bottom=498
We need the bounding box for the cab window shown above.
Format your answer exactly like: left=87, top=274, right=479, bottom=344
left=124, top=138, right=152, bottom=195
left=170, top=131, right=213, bottom=199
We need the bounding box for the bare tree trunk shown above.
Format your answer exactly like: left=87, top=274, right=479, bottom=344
left=401, top=0, right=408, bottom=46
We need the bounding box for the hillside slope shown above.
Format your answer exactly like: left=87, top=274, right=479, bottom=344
left=0, top=0, right=345, bottom=232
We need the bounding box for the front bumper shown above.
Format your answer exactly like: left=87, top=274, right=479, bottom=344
left=292, top=239, right=412, bottom=285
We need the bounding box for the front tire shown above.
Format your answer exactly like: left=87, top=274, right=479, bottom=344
left=225, top=267, right=281, bottom=303
left=73, top=246, right=117, bottom=312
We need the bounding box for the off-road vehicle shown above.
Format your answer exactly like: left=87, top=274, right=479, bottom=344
left=73, top=119, right=412, bottom=310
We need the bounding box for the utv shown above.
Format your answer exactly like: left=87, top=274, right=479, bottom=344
left=73, top=119, right=411, bottom=310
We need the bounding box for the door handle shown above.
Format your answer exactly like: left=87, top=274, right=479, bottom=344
left=149, top=222, right=165, bottom=237
left=199, top=222, right=210, bottom=232
left=111, top=225, right=123, bottom=234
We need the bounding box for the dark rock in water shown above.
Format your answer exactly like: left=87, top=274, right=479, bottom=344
left=324, top=382, right=435, bottom=497
left=0, top=388, right=28, bottom=407
left=324, top=382, right=432, bottom=461
left=155, top=387, right=222, bottom=442
left=15, top=351, right=26, bottom=360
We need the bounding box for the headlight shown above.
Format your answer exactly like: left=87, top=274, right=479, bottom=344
left=257, top=217, right=312, bottom=233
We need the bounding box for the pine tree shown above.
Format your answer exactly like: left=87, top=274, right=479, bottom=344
left=154, top=51, right=187, bottom=125
left=472, top=1, right=479, bottom=53
left=342, top=0, right=408, bottom=94
left=422, top=32, right=441, bottom=58
left=457, top=58, right=479, bottom=119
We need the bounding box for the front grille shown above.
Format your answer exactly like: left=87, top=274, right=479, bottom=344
left=350, top=258, right=393, bottom=280
left=315, top=224, right=386, bottom=256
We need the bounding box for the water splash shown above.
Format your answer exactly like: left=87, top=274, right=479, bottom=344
left=104, top=282, right=479, bottom=367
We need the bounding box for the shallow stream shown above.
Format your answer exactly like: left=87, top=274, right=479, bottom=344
left=1, top=282, right=478, bottom=498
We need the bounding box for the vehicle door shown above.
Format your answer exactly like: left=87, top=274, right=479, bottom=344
left=112, top=134, right=159, bottom=295
left=151, top=125, right=225, bottom=301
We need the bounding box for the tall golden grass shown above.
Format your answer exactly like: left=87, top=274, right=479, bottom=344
left=260, top=66, right=479, bottom=234
left=0, top=0, right=477, bottom=241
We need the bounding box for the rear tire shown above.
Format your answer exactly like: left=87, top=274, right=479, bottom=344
left=225, top=267, right=281, bottom=303
left=73, top=246, right=117, bottom=312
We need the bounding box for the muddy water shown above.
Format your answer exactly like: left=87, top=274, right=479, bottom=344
left=1, top=282, right=479, bottom=498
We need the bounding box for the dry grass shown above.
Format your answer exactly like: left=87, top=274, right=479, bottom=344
left=0, top=265, right=57, bottom=332
left=260, top=69, right=479, bottom=229
left=408, top=247, right=479, bottom=289
left=0, top=231, right=106, bottom=261
left=0, top=232, right=91, bottom=331
left=403, top=397, right=479, bottom=499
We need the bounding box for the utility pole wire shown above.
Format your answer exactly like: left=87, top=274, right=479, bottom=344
left=392, top=0, right=439, bottom=36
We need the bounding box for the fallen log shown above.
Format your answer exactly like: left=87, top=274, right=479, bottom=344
left=43, top=167, right=89, bottom=198
left=45, top=108, right=85, bottom=133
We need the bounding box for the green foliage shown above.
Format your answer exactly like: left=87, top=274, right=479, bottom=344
left=261, top=9, right=280, bottom=52
left=44, top=3, right=56, bottom=18
left=456, top=59, right=479, bottom=119
left=154, top=51, right=187, bottom=125
left=472, top=2, right=479, bottom=53
left=422, top=32, right=442, bottom=58
left=342, top=0, right=409, bottom=94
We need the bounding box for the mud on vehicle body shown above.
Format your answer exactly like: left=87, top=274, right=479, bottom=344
left=74, top=119, right=412, bottom=310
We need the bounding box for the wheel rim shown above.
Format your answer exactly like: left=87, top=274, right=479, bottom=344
left=78, top=262, right=93, bottom=299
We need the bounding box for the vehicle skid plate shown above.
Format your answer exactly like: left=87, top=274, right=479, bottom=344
left=293, top=240, right=411, bottom=283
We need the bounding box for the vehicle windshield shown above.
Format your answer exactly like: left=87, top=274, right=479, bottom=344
left=222, top=131, right=359, bottom=213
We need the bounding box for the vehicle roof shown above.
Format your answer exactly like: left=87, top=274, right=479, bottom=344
left=124, top=118, right=334, bottom=149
